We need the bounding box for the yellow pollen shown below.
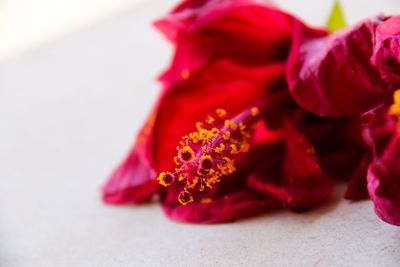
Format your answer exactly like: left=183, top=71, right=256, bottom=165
left=178, top=174, right=186, bottom=181
left=240, top=142, right=249, bottom=153
left=201, top=198, right=213, bottom=204
left=206, top=116, right=215, bottom=124
left=178, top=191, right=193, bottom=205
left=222, top=131, right=231, bottom=140
left=200, top=155, right=213, bottom=169
left=224, top=119, right=238, bottom=130
left=230, top=144, right=240, bottom=154
left=187, top=177, right=199, bottom=189
left=390, top=89, right=400, bottom=117
left=196, top=122, right=204, bottom=132
left=251, top=107, right=260, bottom=116
left=199, top=128, right=217, bottom=141
left=174, top=156, right=182, bottom=165
left=156, top=107, right=256, bottom=205
left=214, top=143, right=226, bottom=153
left=180, top=146, right=195, bottom=161
left=181, top=69, right=190, bottom=80
left=189, top=132, right=200, bottom=144
left=215, top=108, right=227, bottom=118
left=217, top=157, right=236, bottom=175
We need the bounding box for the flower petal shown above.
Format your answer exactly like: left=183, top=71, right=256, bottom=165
left=367, top=134, right=400, bottom=226
left=162, top=189, right=278, bottom=224
left=152, top=59, right=286, bottom=172
left=102, top=146, right=160, bottom=204
left=248, top=120, right=333, bottom=209
left=344, top=152, right=371, bottom=200
left=371, top=16, right=400, bottom=86
left=155, top=0, right=293, bottom=86
left=287, top=16, right=395, bottom=117
left=102, top=113, right=161, bottom=204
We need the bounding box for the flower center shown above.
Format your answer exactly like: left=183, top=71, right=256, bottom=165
left=157, top=106, right=260, bottom=205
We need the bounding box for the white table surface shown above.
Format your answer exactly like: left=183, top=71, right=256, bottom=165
left=1, top=0, right=399, bottom=266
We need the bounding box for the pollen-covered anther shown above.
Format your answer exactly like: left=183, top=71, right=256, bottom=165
left=224, top=119, right=238, bottom=130
left=217, top=157, right=236, bottom=175
left=178, top=190, right=193, bottom=205
left=214, top=143, right=225, bottom=153
left=157, top=172, right=175, bottom=187
left=230, top=144, right=240, bottom=154
left=200, top=155, right=213, bottom=169
left=179, top=146, right=195, bottom=162
left=186, top=177, right=199, bottom=189
left=206, top=116, right=215, bottom=124
left=157, top=106, right=257, bottom=205
left=174, top=156, right=182, bottom=165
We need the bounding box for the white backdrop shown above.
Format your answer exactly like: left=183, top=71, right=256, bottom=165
left=0, top=0, right=399, bottom=61
left=1, top=0, right=399, bottom=266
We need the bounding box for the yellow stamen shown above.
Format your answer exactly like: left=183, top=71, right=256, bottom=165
left=157, top=172, right=174, bottom=187
left=214, top=143, right=225, bottom=153
left=230, top=144, right=240, bottom=154
left=157, top=107, right=256, bottom=205
left=206, top=116, right=215, bottom=124
left=224, top=119, right=238, bottom=130
left=178, top=191, right=193, bottom=205
left=222, top=131, right=231, bottom=140
left=180, top=146, right=195, bottom=161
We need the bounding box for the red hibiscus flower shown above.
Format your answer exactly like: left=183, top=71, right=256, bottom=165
left=102, top=0, right=398, bottom=225
left=287, top=15, right=400, bottom=225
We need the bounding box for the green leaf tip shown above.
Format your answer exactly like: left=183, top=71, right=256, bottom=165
left=326, top=0, right=347, bottom=32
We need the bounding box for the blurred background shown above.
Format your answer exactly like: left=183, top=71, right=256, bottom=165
left=1, top=0, right=400, bottom=266
left=0, top=0, right=399, bottom=61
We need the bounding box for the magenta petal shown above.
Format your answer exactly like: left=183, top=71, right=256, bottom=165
left=287, top=16, right=394, bottom=117
left=102, top=147, right=160, bottom=204
left=367, top=132, right=400, bottom=226
left=371, top=16, right=400, bottom=86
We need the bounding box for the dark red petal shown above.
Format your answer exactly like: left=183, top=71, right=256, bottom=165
left=287, top=16, right=394, bottom=117
left=367, top=134, right=400, bottom=226
left=162, top=191, right=278, bottom=224
left=362, top=105, right=397, bottom=158
left=102, top=146, right=160, bottom=204
left=248, top=120, right=333, bottom=209
left=344, top=152, right=371, bottom=200
left=289, top=110, right=367, bottom=181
